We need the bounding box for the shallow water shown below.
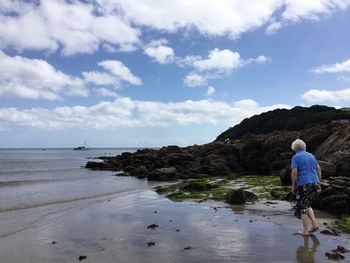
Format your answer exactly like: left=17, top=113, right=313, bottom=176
left=0, top=149, right=349, bottom=262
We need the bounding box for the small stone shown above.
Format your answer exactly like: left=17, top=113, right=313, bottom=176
left=147, top=241, right=156, bottom=247
left=176, top=229, right=180, bottom=232
left=51, top=241, right=56, bottom=244
left=169, top=220, right=173, bottom=222
left=147, top=224, right=159, bottom=229
left=184, top=246, right=193, bottom=250
left=325, top=251, right=344, bottom=260
left=249, top=219, right=253, bottom=222
left=323, top=222, right=328, bottom=226
left=320, top=229, right=339, bottom=236
left=154, top=211, right=157, bottom=213
left=78, top=255, right=87, bottom=261
left=335, top=246, right=350, bottom=254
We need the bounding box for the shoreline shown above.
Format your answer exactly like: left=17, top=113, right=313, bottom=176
left=1, top=176, right=349, bottom=263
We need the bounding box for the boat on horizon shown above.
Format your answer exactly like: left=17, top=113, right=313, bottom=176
left=73, top=142, right=88, bottom=151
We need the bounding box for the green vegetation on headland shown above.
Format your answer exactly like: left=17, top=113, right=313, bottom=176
left=154, top=175, right=290, bottom=203
left=216, top=105, right=350, bottom=141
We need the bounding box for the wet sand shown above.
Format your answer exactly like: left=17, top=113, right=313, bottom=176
left=0, top=187, right=349, bottom=262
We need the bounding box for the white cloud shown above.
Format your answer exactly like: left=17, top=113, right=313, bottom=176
left=96, top=88, right=119, bottom=98
left=182, top=49, right=270, bottom=86
left=302, top=88, right=350, bottom=102
left=0, top=0, right=140, bottom=55
left=310, top=58, right=350, bottom=73
left=83, top=71, right=119, bottom=86
left=206, top=86, right=215, bottom=96
left=144, top=45, right=175, bottom=64
left=254, top=55, right=272, bottom=64
left=98, top=60, right=142, bottom=86
left=191, top=49, right=242, bottom=72
left=265, top=21, right=282, bottom=35
left=282, top=0, right=350, bottom=22
left=337, top=76, right=350, bottom=81
left=83, top=60, right=142, bottom=87
left=107, top=0, right=349, bottom=37
left=0, top=97, right=290, bottom=130
left=110, top=0, right=281, bottom=38
left=0, top=50, right=87, bottom=100
left=183, top=73, right=208, bottom=87
left=1, top=0, right=349, bottom=55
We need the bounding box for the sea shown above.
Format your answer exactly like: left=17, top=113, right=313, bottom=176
left=0, top=148, right=348, bottom=262
left=0, top=148, right=143, bottom=213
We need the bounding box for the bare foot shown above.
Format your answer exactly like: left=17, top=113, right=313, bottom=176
left=298, top=231, right=309, bottom=236
left=309, top=226, right=319, bottom=233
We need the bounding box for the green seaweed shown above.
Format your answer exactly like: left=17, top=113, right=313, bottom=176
left=335, top=216, right=350, bottom=233
left=240, top=175, right=281, bottom=187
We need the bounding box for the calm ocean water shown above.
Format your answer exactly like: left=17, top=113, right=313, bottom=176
left=0, top=148, right=146, bottom=212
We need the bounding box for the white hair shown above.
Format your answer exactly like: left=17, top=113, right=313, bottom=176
left=291, top=139, right=306, bottom=151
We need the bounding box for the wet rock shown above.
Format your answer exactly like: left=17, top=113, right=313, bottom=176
left=147, top=224, right=159, bottom=230
left=325, top=251, right=344, bottom=260
left=226, top=189, right=256, bottom=205
left=147, top=241, right=156, bottom=247
left=334, top=246, right=350, bottom=254
left=78, top=255, right=87, bottom=261
left=148, top=167, right=178, bottom=181
left=320, top=229, right=339, bottom=236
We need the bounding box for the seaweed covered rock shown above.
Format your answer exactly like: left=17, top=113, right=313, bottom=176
left=226, top=189, right=256, bottom=204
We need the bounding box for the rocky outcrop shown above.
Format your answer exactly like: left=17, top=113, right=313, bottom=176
left=86, top=123, right=350, bottom=214
left=226, top=189, right=256, bottom=204
left=314, top=177, right=350, bottom=215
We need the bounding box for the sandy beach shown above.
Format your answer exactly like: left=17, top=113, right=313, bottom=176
left=1, top=181, right=349, bottom=263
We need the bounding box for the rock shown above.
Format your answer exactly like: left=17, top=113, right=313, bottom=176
left=148, top=167, right=178, bottom=181
left=85, top=161, right=105, bottom=170
left=336, top=155, right=350, bottom=177
left=320, top=229, right=339, bottom=236
left=325, top=251, right=344, bottom=260
left=184, top=246, right=193, bottom=250
left=279, top=166, right=291, bottom=186
left=335, top=246, right=350, bottom=253
left=127, top=165, right=148, bottom=178
left=78, top=256, right=87, bottom=261
left=147, top=224, right=158, bottom=229
left=226, top=189, right=256, bottom=204
left=147, top=241, right=156, bottom=247
left=313, top=177, right=350, bottom=214
left=318, top=160, right=337, bottom=179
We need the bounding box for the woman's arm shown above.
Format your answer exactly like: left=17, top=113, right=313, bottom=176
left=316, top=163, right=322, bottom=182
left=291, top=168, right=298, bottom=193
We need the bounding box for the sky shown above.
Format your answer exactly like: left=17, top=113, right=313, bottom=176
left=1, top=0, right=350, bottom=148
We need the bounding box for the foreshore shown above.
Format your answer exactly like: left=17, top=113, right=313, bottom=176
left=0, top=176, right=349, bottom=263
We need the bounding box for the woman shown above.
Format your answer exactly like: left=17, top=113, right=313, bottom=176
left=291, top=139, right=322, bottom=236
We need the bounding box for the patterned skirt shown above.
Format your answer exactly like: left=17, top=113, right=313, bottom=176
left=292, top=183, right=318, bottom=219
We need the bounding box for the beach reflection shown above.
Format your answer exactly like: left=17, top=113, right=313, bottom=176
left=296, top=235, right=320, bottom=263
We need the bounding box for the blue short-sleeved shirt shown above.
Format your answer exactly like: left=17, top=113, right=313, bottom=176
left=291, top=150, right=319, bottom=186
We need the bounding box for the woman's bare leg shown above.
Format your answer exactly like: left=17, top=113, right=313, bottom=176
left=300, top=214, right=309, bottom=235
left=307, top=208, right=319, bottom=230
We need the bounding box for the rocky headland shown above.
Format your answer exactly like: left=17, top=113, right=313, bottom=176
left=86, top=105, right=350, bottom=218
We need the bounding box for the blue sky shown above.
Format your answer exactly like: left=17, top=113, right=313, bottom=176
left=1, top=0, right=350, bottom=148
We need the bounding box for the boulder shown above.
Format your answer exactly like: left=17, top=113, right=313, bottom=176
left=336, top=155, right=350, bottom=177
left=148, top=167, right=178, bottom=181
left=318, top=160, right=337, bottom=179
left=226, top=189, right=256, bottom=204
